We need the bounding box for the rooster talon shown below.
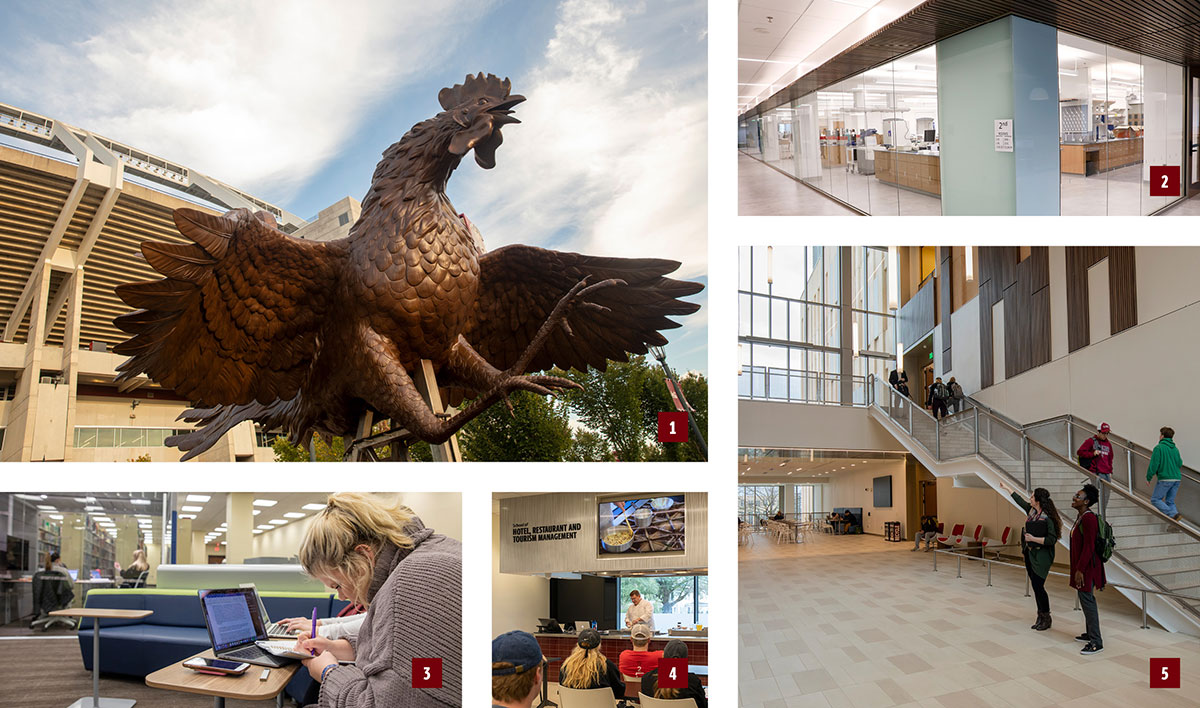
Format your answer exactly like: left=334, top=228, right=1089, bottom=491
left=581, top=302, right=610, bottom=314
left=561, top=320, right=574, bottom=336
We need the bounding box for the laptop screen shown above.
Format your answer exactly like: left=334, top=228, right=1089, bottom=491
left=68, top=569, right=79, bottom=581
left=199, top=588, right=266, bottom=652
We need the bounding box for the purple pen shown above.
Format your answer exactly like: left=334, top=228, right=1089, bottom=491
left=310, top=607, right=318, bottom=656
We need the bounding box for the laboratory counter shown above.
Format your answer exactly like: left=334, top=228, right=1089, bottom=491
left=873, top=148, right=941, bottom=197
left=1061, top=137, right=1143, bottom=175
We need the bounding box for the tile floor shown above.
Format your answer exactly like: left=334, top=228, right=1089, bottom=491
left=739, top=154, right=857, bottom=216
left=739, top=532, right=1200, bottom=708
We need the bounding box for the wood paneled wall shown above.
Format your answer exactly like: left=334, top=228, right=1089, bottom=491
left=978, top=247, right=1051, bottom=387
left=1065, top=247, right=1138, bottom=352
left=940, top=247, right=953, bottom=371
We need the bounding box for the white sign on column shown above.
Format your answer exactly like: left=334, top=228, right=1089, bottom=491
left=994, top=119, right=1014, bottom=152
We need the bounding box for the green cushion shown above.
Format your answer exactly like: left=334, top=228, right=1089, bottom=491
left=85, top=588, right=334, bottom=598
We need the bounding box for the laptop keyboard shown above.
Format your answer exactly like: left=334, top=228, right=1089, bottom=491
left=224, top=646, right=266, bottom=660
left=265, top=622, right=296, bottom=636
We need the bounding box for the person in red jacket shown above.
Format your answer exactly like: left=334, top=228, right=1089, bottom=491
left=1069, top=483, right=1106, bottom=655
left=1077, top=423, right=1114, bottom=516
left=618, top=623, right=662, bottom=678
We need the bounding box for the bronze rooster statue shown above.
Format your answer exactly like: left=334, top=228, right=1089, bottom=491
left=112, top=73, right=703, bottom=460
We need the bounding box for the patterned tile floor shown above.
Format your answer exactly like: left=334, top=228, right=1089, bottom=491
left=739, top=532, right=1200, bottom=707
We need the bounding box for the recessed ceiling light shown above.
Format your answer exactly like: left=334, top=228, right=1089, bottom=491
left=301, top=503, right=325, bottom=511
left=186, top=495, right=211, bottom=502
left=268, top=519, right=287, bottom=525
left=256, top=524, right=274, bottom=530
left=283, top=512, right=305, bottom=519
left=179, top=514, right=197, bottom=519
left=180, top=506, right=203, bottom=512
left=253, top=510, right=261, bottom=516
left=131, top=499, right=151, bottom=505
left=37, top=505, right=56, bottom=510
left=16, top=494, right=46, bottom=501
left=85, top=506, right=103, bottom=512
left=49, top=514, right=63, bottom=520
left=252, top=499, right=277, bottom=507
left=253, top=529, right=263, bottom=534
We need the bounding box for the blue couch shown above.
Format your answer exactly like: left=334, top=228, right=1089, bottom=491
left=79, top=588, right=348, bottom=702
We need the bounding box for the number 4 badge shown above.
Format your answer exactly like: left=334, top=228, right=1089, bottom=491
left=659, top=657, right=688, bottom=688
left=658, top=411, right=689, bottom=443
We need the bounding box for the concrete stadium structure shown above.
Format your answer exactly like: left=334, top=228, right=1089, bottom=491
left=0, top=102, right=357, bottom=461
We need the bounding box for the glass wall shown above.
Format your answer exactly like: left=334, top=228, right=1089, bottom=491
left=739, top=246, right=894, bottom=404
left=617, top=575, right=707, bottom=628
left=738, top=485, right=782, bottom=520
left=767, top=47, right=941, bottom=214
left=1058, top=31, right=1186, bottom=214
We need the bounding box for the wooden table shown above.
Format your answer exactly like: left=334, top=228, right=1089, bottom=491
left=146, top=649, right=299, bottom=708
left=50, top=608, right=153, bottom=708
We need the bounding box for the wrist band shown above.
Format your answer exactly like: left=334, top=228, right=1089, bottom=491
left=321, top=663, right=338, bottom=683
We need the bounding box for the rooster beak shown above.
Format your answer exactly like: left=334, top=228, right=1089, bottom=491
left=489, top=94, right=525, bottom=125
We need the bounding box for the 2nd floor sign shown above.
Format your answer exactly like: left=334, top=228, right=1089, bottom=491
left=995, top=119, right=1013, bottom=152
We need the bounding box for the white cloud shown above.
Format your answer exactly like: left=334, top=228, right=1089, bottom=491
left=5, top=0, right=490, bottom=199
left=457, top=0, right=708, bottom=279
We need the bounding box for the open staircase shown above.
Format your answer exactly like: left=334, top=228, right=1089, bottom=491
left=867, top=376, right=1200, bottom=635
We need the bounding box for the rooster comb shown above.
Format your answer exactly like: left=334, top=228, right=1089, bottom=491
left=438, top=73, right=514, bottom=110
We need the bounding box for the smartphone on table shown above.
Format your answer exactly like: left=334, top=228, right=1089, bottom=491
left=183, top=657, right=251, bottom=675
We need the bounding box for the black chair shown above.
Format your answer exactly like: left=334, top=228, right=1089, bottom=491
left=30, top=571, right=76, bottom=630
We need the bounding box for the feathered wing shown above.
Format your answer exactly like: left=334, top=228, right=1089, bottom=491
left=113, top=208, right=343, bottom=407
left=463, top=245, right=703, bottom=374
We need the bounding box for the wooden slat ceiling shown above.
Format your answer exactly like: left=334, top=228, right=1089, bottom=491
left=742, top=0, right=1200, bottom=119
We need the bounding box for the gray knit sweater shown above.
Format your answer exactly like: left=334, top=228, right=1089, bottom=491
left=318, top=517, right=462, bottom=707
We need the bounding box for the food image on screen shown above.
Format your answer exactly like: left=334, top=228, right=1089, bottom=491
left=598, top=495, right=685, bottom=555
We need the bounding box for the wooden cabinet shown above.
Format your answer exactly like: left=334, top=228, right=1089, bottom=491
left=1060, top=138, right=1143, bottom=175
left=876, top=150, right=940, bottom=196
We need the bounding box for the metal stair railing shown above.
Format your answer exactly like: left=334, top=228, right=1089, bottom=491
left=961, top=395, right=1200, bottom=522
left=867, top=374, right=1200, bottom=623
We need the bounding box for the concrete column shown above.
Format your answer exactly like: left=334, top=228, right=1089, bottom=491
left=1, top=262, right=52, bottom=461
left=192, top=532, right=209, bottom=565
left=60, top=266, right=85, bottom=460
left=225, top=493, right=254, bottom=564
left=114, top=516, right=139, bottom=570
left=175, top=518, right=193, bottom=563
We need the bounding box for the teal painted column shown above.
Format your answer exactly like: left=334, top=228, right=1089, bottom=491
left=937, top=17, right=1060, bottom=215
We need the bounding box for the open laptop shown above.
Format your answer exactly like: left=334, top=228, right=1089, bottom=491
left=239, top=583, right=300, bottom=639
left=197, top=588, right=293, bottom=667
left=67, top=569, right=79, bottom=581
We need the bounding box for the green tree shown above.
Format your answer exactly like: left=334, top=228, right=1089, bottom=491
left=564, top=429, right=612, bottom=461
left=621, top=576, right=694, bottom=613
left=558, top=357, right=655, bottom=461
left=641, top=371, right=707, bottom=462
left=458, top=390, right=572, bottom=461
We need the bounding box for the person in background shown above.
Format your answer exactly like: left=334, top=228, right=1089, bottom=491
left=1077, top=423, right=1114, bottom=516
left=1001, top=481, right=1061, bottom=632
left=827, top=511, right=842, bottom=535
left=929, top=377, right=949, bottom=419
left=889, top=369, right=900, bottom=390
left=492, top=630, right=545, bottom=708
left=115, top=549, right=150, bottom=587
left=45, top=552, right=70, bottom=576
left=639, top=639, right=707, bottom=707
left=625, top=589, right=654, bottom=630
left=897, top=371, right=911, bottom=399
left=911, top=515, right=939, bottom=552
left=840, top=509, right=857, bottom=534
left=619, top=623, right=662, bottom=678
left=770, top=510, right=785, bottom=521
left=292, top=493, right=461, bottom=707
left=1070, top=484, right=1106, bottom=655
left=558, top=628, right=624, bottom=700
left=1148, top=426, right=1183, bottom=521
left=947, top=376, right=964, bottom=414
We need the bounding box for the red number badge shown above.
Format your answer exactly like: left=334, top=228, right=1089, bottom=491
left=659, top=657, right=688, bottom=688
left=658, top=412, right=689, bottom=443
left=1150, top=166, right=1180, bottom=197
left=412, top=658, right=442, bottom=688
left=1150, top=658, right=1180, bottom=688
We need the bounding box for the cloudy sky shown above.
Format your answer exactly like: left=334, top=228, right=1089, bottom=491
left=0, top=0, right=708, bottom=375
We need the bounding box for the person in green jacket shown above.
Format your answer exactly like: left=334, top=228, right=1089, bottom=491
left=1001, top=481, right=1063, bottom=631
left=1148, top=426, right=1183, bottom=520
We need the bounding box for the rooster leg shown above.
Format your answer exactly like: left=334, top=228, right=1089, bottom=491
left=446, top=335, right=580, bottom=402
left=358, top=325, right=562, bottom=445
left=506, top=277, right=625, bottom=376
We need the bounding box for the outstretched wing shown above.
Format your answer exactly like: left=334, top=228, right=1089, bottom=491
left=113, top=208, right=343, bottom=406
left=464, top=245, right=703, bottom=374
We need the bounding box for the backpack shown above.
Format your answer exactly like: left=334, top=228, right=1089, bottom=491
left=949, top=382, right=962, bottom=399
left=1077, top=438, right=1096, bottom=470
left=1095, top=511, right=1115, bottom=563
left=931, top=382, right=947, bottom=400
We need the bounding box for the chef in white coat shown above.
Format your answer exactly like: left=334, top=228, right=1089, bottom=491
left=624, top=590, right=654, bottom=631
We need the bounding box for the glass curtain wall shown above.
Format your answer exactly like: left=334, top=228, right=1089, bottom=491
left=740, top=116, right=762, bottom=157
left=738, top=484, right=783, bottom=520
left=1058, top=31, right=1185, bottom=214
left=778, top=46, right=941, bottom=215
left=739, top=246, right=894, bottom=403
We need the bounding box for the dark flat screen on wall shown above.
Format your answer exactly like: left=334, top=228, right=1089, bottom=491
left=873, top=476, right=893, bottom=508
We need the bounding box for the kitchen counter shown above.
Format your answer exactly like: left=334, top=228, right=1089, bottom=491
left=874, top=149, right=941, bottom=196
left=533, top=632, right=708, bottom=684
left=1061, top=137, right=1143, bottom=175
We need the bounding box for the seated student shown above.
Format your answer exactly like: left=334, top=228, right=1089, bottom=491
left=46, top=552, right=71, bottom=576
left=492, top=630, right=545, bottom=708
left=115, top=549, right=150, bottom=586
left=619, top=623, right=662, bottom=678
left=558, top=628, right=624, bottom=700
left=826, top=512, right=842, bottom=534
left=770, top=510, right=785, bottom=521
left=912, top=516, right=939, bottom=552
left=840, top=510, right=858, bottom=534
left=293, top=493, right=461, bottom=707
left=640, top=639, right=707, bottom=707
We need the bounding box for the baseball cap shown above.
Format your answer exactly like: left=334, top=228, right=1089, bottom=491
left=1099, top=423, right=1111, bottom=433
left=630, top=624, right=652, bottom=640
left=663, top=639, right=689, bottom=659
left=577, top=628, right=601, bottom=649
left=492, top=630, right=544, bottom=676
